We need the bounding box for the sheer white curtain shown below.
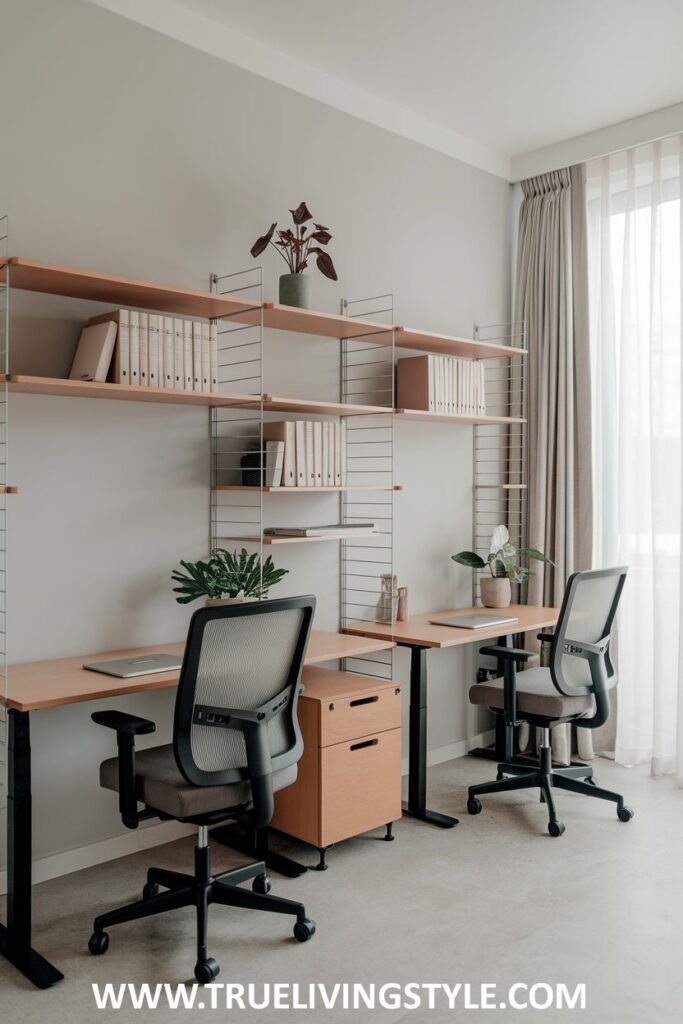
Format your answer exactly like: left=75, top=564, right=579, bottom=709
left=586, top=137, right=683, bottom=781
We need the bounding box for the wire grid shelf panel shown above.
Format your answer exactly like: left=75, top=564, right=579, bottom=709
left=340, top=295, right=394, bottom=681
left=472, top=322, right=528, bottom=605
left=0, top=215, right=8, bottom=809
left=210, top=267, right=263, bottom=574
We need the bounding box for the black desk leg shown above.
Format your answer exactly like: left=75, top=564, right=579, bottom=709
left=401, top=647, right=459, bottom=829
left=0, top=710, right=64, bottom=989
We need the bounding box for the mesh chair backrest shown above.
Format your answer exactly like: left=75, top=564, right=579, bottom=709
left=173, top=595, right=314, bottom=787
left=550, top=567, right=627, bottom=697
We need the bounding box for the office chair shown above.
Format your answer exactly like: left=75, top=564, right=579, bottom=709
left=88, top=596, right=317, bottom=983
left=467, top=567, right=633, bottom=837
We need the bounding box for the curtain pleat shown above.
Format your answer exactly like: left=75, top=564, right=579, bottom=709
left=514, top=166, right=594, bottom=764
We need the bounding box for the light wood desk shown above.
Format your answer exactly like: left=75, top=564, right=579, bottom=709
left=344, top=604, right=560, bottom=829
left=0, top=629, right=394, bottom=989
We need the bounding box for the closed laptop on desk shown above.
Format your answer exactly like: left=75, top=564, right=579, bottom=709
left=429, top=613, right=518, bottom=629
left=83, top=654, right=182, bottom=678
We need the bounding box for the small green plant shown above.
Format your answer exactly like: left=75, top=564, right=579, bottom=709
left=451, top=525, right=553, bottom=584
left=172, top=548, right=289, bottom=604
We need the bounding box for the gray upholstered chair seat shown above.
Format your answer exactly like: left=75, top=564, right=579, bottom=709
left=469, top=667, right=595, bottom=720
left=101, top=744, right=297, bottom=820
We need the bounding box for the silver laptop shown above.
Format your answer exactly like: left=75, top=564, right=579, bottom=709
left=429, top=613, right=519, bottom=630
left=83, top=653, right=183, bottom=678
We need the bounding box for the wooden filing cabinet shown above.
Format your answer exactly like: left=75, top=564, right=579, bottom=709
left=271, top=666, right=402, bottom=868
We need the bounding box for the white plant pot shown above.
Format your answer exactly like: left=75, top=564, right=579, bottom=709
left=480, top=576, right=511, bottom=609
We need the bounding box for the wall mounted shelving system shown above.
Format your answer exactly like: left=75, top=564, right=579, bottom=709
left=0, top=250, right=528, bottom=799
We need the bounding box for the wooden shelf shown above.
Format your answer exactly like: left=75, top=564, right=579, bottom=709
left=0, top=486, right=18, bottom=494
left=214, top=485, right=401, bottom=493
left=2, top=375, right=259, bottom=408
left=219, top=532, right=379, bottom=545
left=1, top=258, right=261, bottom=322
left=396, top=408, right=526, bottom=426
left=1, top=258, right=526, bottom=358
left=264, top=303, right=393, bottom=341
left=263, top=303, right=526, bottom=359
left=263, top=395, right=391, bottom=417
left=395, top=327, right=526, bottom=360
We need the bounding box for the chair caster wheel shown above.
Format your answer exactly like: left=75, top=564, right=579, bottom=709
left=548, top=820, right=565, bottom=837
left=293, top=918, right=316, bottom=942
left=88, top=931, right=109, bottom=956
left=467, top=797, right=482, bottom=815
left=252, top=873, right=271, bottom=894
left=143, top=882, right=159, bottom=900
left=195, top=958, right=220, bottom=984
left=617, top=805, right=634, bottom=822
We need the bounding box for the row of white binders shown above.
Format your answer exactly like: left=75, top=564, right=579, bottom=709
left=396, top=353, right=487, bottom=417
left=258, top=420, right=347, bottom=488
left=82, top=310, right=220, bottom=392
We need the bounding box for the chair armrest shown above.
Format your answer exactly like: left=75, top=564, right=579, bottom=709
left=91, top=710, right=156, bottom=736
left=91, top=711, right=156, bottom=829
left=479, top=645, right=534, bottom=662
left=537, top=632, right=555, bottom=644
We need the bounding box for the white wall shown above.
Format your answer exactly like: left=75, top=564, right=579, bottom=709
left=0, top=0, right=511, bottom=876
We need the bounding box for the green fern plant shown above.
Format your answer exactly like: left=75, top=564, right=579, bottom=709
left=172, top=548, right=289, bottom=604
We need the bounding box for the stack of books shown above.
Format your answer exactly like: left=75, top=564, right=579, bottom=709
left=396, top=353, right=486, bottom=416
left=243, top=420, right=347, bottom=488
left=80, top=310, right=219, bottom=392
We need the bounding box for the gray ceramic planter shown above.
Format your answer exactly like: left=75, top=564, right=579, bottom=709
left=279, top=273, right=312, bottom=309
left=480, top=576, right=512, bottom=608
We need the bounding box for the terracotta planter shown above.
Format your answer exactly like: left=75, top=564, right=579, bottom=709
left=279, top=273, right=312, bottom=309
left=480, top=576, right=511, bottom=609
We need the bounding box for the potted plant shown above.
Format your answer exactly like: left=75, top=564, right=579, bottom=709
left=451, top=525, right=554, bottom=608
left=172, top=548, right=289, bottom=606
left=250, top=201, right=338, bottom=309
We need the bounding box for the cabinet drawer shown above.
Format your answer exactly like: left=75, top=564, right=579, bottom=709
left=319, top=728, right=401, bottom=847
left=318, top=685, right=401, bottom=747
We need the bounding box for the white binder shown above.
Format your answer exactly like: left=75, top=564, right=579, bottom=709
left=163, top=317, right=174, bottom=388
left=295, top=420, right=307, bottom=486
left=201, top=322, right=211, bottom=393
left=192, top=322, right=202, bottom=391
left=183, top=321, right=193, bottom=390
left=129, top=310, right=140, bottom=386
left=138, top=312, right=148, bottom=386
left=210, top=323, right=218, bottom=392
left=173, top=319, right=184, bottom=389
left=313, top=421, right=323, bottom=486
left=147, top=314, right=159, bottom=387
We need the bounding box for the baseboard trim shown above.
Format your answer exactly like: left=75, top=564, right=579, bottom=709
left=0, top=820, right=194, bottom=896
left=0, top=732, right=494, bottom=895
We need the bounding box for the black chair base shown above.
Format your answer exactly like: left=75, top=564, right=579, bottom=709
left=467, top=745, right=634, bottom=837
left=88, top=834, right=316, bottom=983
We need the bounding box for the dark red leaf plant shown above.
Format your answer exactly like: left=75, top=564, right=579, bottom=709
left=250, top=201, right=338, bottom=280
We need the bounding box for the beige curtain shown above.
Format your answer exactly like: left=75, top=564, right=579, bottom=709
left=514, top=165, right=600, bottom=763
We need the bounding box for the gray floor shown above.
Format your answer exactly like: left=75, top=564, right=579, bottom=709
left=2, top=755, right=682, bottom=1023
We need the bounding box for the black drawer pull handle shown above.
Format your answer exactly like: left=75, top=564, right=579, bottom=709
left=350, top=738, right=379, bottom=751
left=349, top=696, right=379, bottom=707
